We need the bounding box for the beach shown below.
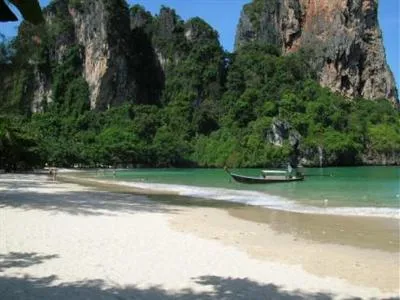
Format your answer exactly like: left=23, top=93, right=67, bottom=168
left=0, top=173, right=399, bottom=299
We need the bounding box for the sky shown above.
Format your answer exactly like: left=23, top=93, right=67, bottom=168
left=1, top=0, right=399, bottom=90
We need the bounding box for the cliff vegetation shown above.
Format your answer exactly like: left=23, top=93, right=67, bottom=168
left=0, top=1, right=399, bottom=170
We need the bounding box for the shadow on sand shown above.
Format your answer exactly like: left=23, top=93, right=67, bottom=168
left=0, top=252, right=349, bottom=300
left=0, top=175, right=179, bottom=216
left=0, top=252, right=59, bottom=272
left=0, top=275, right=344, bottom=300
left=3, top=252, right=396, bottom=300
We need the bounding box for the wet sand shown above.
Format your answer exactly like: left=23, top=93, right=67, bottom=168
left=228, top=206, right=400, bottom=252
left=60, top=173, right=400, bottom=252
left=170, top=207, right=400, bottom=293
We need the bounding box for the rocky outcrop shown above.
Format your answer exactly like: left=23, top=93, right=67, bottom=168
left=23, top=0, right=137, bottom=111
left=150, top=7, right=185, bottom=70
left=129, top=5, right=165, bottom=105
left=31, top=65, right=52, bottom=113
left=11, top=2, right=221, bottom=112
left=130, top=5, right=152, bottom=30
left=235, top=0, right=398, bottom=104
left=184, top=18, right=219, bottom=42
left=299, top=146, right=325, bottom=167
left=68, top=0, right=136, bottom=110
left=361, top=150, right=400, bottom=165
left=299, top=145, right=354, bottom=167
left=267, top=118, right=302, bottom=166
left=299, top=146, right=400, bottom=167
left=267, top=119, right=300, bottom=147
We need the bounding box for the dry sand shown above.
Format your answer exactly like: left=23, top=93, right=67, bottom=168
left=0, top=174, right=399, bottom=299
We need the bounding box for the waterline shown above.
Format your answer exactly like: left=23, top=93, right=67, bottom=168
left=83, top=178, right=400, bottom=219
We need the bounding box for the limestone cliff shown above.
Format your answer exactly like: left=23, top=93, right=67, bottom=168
left=3, top=2, right=219, bottom=112
left=235, top=0, right=398, bottom=104
left=31, top=64, right=52, bottom=113
left=26, top=0, right=137, bottom=111
left=129, top=5, right=165, bottom=105
left=68, top=0, right=136, bottom=109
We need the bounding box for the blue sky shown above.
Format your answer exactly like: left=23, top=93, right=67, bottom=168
left=1, top=0, right=399, bottom=90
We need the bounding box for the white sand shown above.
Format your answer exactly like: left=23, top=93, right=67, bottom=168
left=0, top=174, right=399, bottom=299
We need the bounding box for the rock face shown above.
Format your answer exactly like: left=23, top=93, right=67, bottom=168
left=27, top=0, right=137, bottom=111
left=68, top=0, right=136, bottom=110
left=149, top=7, right=185, bottom=70
left=129, top=5, right=165, bottom=105
left=31, top=65, right=52, bottom=113
left=267, top=118, right=302, bottom=166
left=361, top=150, right=400, bottom=166
left=235, top=0, right=398, bottom=104
left=4, top=2, right=220, bottom=112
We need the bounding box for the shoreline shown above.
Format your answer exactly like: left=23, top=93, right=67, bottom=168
left=58, top=172, right=400, bottom=219
left=57, top=173, right=400, bottom=252
left=0, top=173, right=399, bottom=298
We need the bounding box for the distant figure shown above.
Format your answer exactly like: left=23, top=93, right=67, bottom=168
left=287, top=163, right=293, bottom=178
left=324, top=199, right=329, bottom=207
left=50, top=167, right=57, bottom=182
left=113, top=169, right=116, bottom=178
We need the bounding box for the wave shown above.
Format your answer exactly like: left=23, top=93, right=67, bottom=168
left=94, top=179, right=400, bottom=220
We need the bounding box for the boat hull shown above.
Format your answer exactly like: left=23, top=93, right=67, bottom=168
left=229, top=173, right=304, bottom=184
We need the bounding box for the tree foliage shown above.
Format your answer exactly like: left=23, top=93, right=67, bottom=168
left=0, top=4, right=399, bottom=170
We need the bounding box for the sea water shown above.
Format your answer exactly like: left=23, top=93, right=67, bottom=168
left=90, top=167, right=400, bottom=219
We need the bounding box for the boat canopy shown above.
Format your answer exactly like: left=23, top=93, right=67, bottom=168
left=262, top=170, right=287, bottom=175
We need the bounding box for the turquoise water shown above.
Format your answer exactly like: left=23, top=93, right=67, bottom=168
left=91, top=167, right=400, bottom=217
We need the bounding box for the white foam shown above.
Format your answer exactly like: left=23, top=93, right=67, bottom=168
left=286, top=205, right=400, bottom=219
left=93, top=179, right=400, bottom=220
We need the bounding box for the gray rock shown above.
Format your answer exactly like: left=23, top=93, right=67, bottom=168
left=23, top=0, right=138, bottom=111
left=69, top=0, right=136, bottom=110
left=130, top=5, right=152, bottom=30
left=31, top=65, right=52, bottom=113
left=361, top=150, right=400, bottom=165
left=267, top=118, right=302, bottom=166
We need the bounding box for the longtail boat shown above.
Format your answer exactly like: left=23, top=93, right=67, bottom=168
left=225, top=168, right=304, bottom=184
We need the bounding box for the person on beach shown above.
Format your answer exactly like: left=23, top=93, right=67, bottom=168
left=49, top=167, right=57, bottom=181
